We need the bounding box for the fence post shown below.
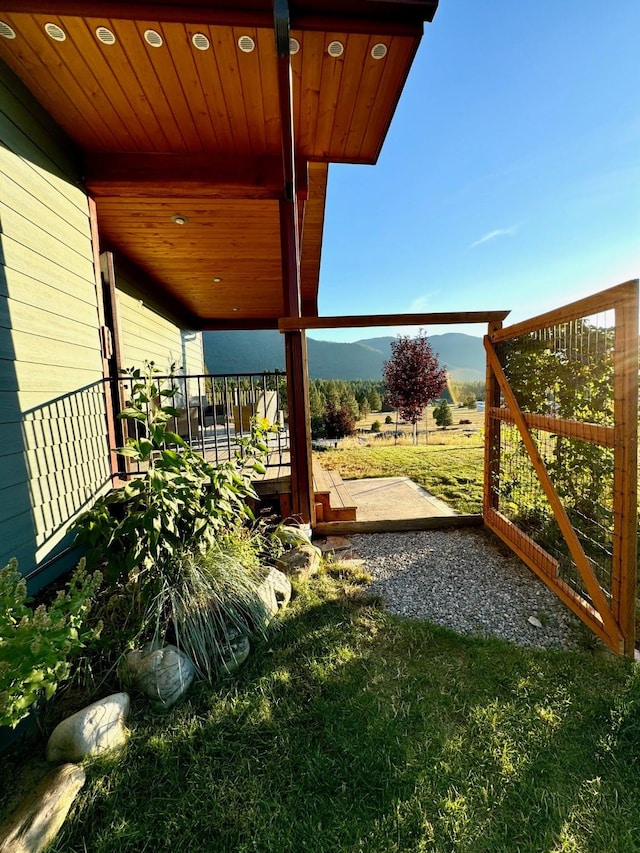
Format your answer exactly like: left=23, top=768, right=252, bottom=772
left=483, top=320, right=502, bottom=517
left=612, top=282, right=638, bottom=656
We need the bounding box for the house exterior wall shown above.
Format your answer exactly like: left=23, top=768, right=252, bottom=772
left=0, top=62, right=110, bottom=590
left=0, top=61, right=203, bottom=590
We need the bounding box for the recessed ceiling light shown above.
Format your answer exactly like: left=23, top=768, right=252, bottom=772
left=0, top=22, right=16, bottom=39
left=371, top=43, right=388, bottom=60
left=171, top=214, right=188, bottom=225
left=96, top=26, right=116, bottom=45
left=212, top=277, right=222, bottom=283
left=44, top=22, right=66, bottom=42
left=237, top=35, right=255, bottom=53
left=192, top=32, right=210, bottom=51
left=289, top=37, right=300, bottom=55
left=144, top=29, right=163, bottom=48
left=327, top=40, right=344, bottom=58
left=232, top=307, right=239, bottom=312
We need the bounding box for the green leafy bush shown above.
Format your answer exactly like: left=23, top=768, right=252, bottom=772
left=370, top=420, right=382, bottom=433
left=0, top=559, right=102, bottom=729
left=73, top=362, right=274, bottom=586
left=384, top=415, right=394, bottom=425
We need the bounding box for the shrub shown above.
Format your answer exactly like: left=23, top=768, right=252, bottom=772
left=0, top=559, right=102, bottom=728
left=384, top=415, right=393, bottom=425
left=73, top=362, right=274, bottom=586
left=323, top=404, right=355, bottom=439
left=370, top=420, right=382, bottom=433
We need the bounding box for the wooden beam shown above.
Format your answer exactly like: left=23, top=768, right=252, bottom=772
left=0, top=1, right=434, bottom=35
left=314, top=514, right=483, bottom=536
left=489, top=407, right=616, bottom=448
left=279, top=311, right=511, bottom=332
left=84, top=154, right=308, bottom=201
left=490, top=280, right=639, bottom=343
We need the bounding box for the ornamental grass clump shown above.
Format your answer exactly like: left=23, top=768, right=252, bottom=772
left=143, top=539, right=271, bottom=682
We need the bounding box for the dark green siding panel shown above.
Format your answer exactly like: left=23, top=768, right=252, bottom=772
left=0, top=58, right=110, bottom=591
left=0, top=66, right=80, bottom=183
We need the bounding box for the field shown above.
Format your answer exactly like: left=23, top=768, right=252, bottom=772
left=350, top=403, right=485, bottom=447
left=314, top=405, right=485, bottom=514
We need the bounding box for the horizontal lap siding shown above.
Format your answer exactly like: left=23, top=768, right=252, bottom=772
left=117, top=276, right=204, bottom=379
left=117, top=287, right=184, bottom=372
left=0, top=61, right=110, bottom=589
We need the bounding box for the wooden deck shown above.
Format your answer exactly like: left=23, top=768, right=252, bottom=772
left=253, top=455, right=357, bottom=523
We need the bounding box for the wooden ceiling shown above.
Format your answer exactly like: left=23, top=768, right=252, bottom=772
left=0, top=1, right=438, bottom=328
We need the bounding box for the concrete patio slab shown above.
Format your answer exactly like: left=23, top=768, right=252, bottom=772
left=345, top=477, right=457, bottom=522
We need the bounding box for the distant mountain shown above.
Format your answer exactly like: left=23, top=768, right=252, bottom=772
left=203, top=330, right=485, bottom=382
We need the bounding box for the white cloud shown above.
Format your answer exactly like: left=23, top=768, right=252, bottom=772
left=469, top=225, right=518, bottom=249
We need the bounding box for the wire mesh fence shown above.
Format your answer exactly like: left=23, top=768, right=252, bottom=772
left=493, top=312, right=616, bottom=606
left=484, top=282, right=638, bottom=655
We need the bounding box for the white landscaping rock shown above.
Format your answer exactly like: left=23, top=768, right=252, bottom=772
left=0, top=763, right=85, bottom=853
left=119, top=644, right=196, bottom=708
left=46, top=693, right=130, bottom=763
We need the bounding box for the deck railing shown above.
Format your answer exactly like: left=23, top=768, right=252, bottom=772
left=110, top=370, right=289, bottom=476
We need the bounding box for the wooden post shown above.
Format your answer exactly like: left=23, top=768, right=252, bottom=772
left=483, top=320, right=502, bottom=517
left=275, top=0, right=314, bottom=525
left=88, top=198, right=119, bottom=480
left=612, top=281, right=638, bottom=656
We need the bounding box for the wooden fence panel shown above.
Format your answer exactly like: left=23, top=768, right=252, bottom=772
left=483, top=280, right=638, bottom=656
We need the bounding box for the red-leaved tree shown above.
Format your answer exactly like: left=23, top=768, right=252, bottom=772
left=383, top=331, right=447, bottom=444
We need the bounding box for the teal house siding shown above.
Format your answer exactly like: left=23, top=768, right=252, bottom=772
left=0, top=61, right=109, bottom=590
left=0, top=60, right=205, bottom=591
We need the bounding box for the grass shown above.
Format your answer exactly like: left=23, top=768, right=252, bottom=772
left=3, top=565, right=640, bottom=853
left=317, top=444, right=485, bottom=514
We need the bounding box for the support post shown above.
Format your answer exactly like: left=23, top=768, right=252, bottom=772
left=275, top=0, right=314, bottom=524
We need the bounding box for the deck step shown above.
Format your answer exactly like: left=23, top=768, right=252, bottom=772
left=313, top=463, right=357, bottom=523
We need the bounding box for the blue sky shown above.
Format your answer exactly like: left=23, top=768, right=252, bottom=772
left=315, top=0, right=640, bottom=342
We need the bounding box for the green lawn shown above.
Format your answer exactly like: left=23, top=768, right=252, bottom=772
left=5, top=566, right=639, bottom=853
left=317, top=444, right=485, bottom=514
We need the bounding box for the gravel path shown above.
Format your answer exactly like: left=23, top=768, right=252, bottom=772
left=351, top=528, right=584, bottom=650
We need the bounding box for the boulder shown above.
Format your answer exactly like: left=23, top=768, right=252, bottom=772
left=119, top=644, right=195, bottom=709
left=277, top=543, right=322, bottom=578
left=46, top=693, right=130, bottom=763
left=0, top=764, right=85, bottom=853
left=219, top=634, right=251, bottom=674
left=256, top=566, right=292, bottom=619
left=274, top=524, right=313, bottom=548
